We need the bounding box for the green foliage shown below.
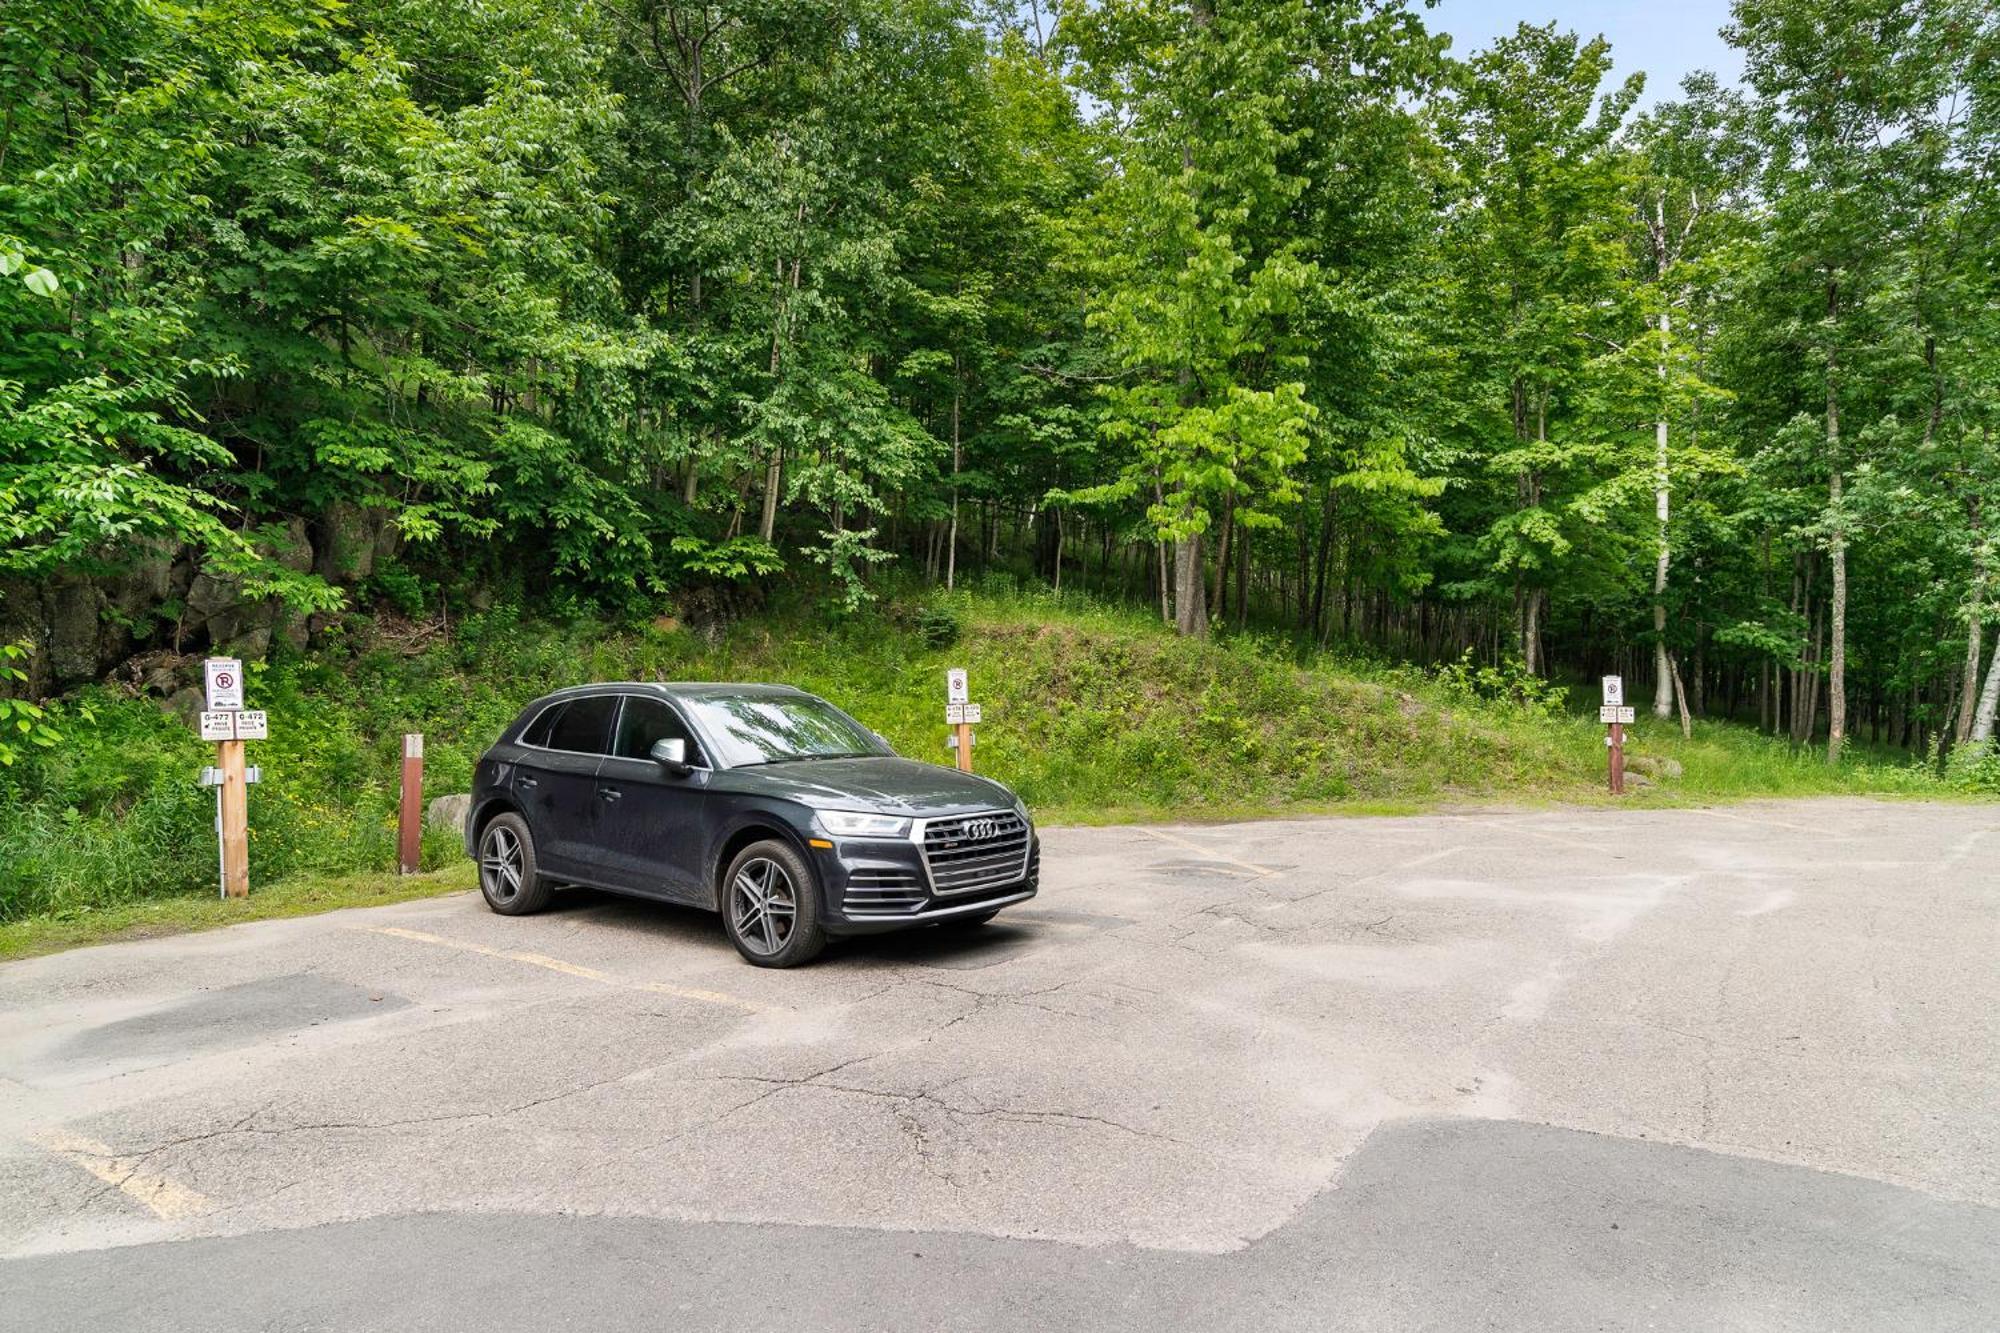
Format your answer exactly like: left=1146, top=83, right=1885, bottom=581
left=1431, top=650, right=1572, bottom=719
left=912, top=602, right=964, bottom=649
left=3, top=0, right=1998, bottom=799
left=0, top=641, right=67, bottom=765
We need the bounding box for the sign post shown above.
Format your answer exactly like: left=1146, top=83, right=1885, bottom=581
left=201, top=658, right=252, bottom=897
left=1600, top=675, right=1634, bottom=796
left=398, top=734, right=424, bottom=875
left=945, top=668, right=977, bottom=773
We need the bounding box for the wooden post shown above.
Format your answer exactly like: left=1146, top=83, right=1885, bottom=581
left=953, top=721, right=973, bottom=773
left=1609, top=721, right=1626, bottom=796
left=218, top=738, right=250, bottom=897
left=398, top=733, right=424, bottom=874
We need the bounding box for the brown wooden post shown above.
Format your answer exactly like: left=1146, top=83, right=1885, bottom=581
left=218, top=737, right=250, bottom=897
left=953, top=721, right=973, bottom=773
left=398, top=733, right=424, bottom=874
left=1609, top=721, right=1626, bottom=795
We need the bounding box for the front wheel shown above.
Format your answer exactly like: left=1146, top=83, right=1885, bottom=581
left=478, top=813, right=552, bottom=915
left=721, top=839, right=827, bottom=968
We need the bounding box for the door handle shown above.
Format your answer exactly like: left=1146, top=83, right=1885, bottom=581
left=518, top=776, right=539, bottom=789
left=598, top=787, right=622, bottom=802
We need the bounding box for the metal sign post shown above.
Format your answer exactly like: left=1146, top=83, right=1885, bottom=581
left=1600, top=676, right=1633, bottom=795
left=398, top=734, right=424, bottom=875
left=945, top=668, right=977, bottom=773
left=199, top=657, right=264, bottom=897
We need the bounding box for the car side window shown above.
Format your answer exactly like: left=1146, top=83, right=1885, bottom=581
left=544, top=694, right=619, bottom=755
left=519, top=702, right=565, bottom=748
left=613, top=697, right=707, bottom=767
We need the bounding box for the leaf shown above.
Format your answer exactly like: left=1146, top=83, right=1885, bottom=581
left=23, top=267, right=60, bottom=298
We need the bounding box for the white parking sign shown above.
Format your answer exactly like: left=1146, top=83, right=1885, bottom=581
left=205, top=657, right=244, bottom=711
left=946, top=668, right=969, bottom=704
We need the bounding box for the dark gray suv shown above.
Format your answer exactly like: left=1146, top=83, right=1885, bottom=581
left=465, top=683, right=1039, bottom=966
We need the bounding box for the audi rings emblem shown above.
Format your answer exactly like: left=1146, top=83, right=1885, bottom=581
left=962, top=818, right=998, bottom=842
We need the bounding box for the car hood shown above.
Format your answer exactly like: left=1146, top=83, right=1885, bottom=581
left=725, top=756, right=1018, bottom=815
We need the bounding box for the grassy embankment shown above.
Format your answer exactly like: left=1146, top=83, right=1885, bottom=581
left=0, top=588, right=1967, bottom=959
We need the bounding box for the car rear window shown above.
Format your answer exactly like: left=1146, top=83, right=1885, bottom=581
left=543, top=695, right=618, bottom=754
left=519, top=702, right=565, bottom=747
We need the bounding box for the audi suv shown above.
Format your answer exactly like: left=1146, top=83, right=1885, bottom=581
left=465, top=683, right=1039, bottom=966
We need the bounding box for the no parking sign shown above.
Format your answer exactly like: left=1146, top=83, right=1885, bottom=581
left=205, top=657, right=244, bottom=711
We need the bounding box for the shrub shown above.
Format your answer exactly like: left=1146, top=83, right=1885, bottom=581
left=914, top=603, right=963, bottom=649
left=1432, top=649, right=1571, bottom=718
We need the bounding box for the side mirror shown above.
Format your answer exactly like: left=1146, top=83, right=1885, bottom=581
left=650, top=737, right=690, bottom=773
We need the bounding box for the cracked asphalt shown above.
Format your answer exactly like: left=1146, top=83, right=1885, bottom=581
left=1, top=798, right=1996, bottom=1330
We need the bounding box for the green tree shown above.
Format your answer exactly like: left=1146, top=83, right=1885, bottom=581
left=1067, top=0, right=1319, bottom=637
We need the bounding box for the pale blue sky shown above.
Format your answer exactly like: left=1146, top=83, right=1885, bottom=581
left=1428, top=0, right=1743, bottom=107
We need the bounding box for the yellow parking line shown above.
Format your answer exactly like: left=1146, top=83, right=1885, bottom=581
left=366, top=926, right=766, bottom=1014
left=1136, top=826, right=1279, bottom=878
left=34, top=1129, right=211, bottom=1221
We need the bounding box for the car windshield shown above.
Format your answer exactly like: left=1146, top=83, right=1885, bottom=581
left=682, top=693, right=890, bottom=768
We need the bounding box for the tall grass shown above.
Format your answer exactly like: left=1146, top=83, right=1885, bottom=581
left=0, top=587, right=1968, bottom=921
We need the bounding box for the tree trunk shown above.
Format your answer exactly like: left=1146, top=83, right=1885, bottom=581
left=1668, top=651, right=1694, bottom=739
left=1174, top=534, right=1208, bottom=638
left=1052, top=505, right=1064, bottom=594
left=1211, top=490, right=1234, bottom=621
left=1825, top=278, right=1847, bottom=763
left=1521, top=588, right=1542, bottom=676
left=1972, top=609, right=2000, bottom=745
left=1955, top=503, right=1984, bottom=743
left=1652, top=307, right=1674, bottom=718
left=1308, top=484, right=1336, bottom=639
left=1235, top=519, right=1250, bottom=632
left=758, top=254, right=797, bottom=544
left=945, top=360, right=960, bottom=591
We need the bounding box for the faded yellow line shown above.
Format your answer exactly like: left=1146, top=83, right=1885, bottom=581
left=367, top=926, right=766, bottom=1013
left=35, top=1129, right=210, bottom=1221
left=1136, top=826, right=1279, bottom=878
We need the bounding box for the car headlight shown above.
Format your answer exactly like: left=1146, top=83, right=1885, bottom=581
left=816, top=810, right=911, bottom=838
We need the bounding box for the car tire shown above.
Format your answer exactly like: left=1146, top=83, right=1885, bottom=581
left=721, top=838, right=827, bottom=968
left=477, top=813, right=552, bottom=915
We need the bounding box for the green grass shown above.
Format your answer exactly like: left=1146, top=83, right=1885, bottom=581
left=0, top=584, right=1980, bottom=951
left=0, top=862, right=475, bottom=963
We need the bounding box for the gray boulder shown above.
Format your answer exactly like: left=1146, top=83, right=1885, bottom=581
left=426, top=793, right=473, bottom=838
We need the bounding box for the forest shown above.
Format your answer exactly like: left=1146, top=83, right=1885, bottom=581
left=4, top=0, right=1998, bottom=764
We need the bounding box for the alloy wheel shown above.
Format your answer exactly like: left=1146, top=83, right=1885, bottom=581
left=730, top=857, right=797, bottom=957
left=481, top=826, right=524, bottom=903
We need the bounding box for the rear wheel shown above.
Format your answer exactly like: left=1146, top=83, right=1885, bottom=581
left=478, top=813, right=552, bottom=915
left=721, top=839, right=826, bottom=968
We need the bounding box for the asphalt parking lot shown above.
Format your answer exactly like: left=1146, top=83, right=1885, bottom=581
left=2, top=799, right=1995, bottom=1330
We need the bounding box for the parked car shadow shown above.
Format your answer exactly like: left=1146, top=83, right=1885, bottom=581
left=826, top=921, right=1042, bottom=971
left=536, top=884, right=1043, bottom=970
left=537, top=885, right=722, bottom=945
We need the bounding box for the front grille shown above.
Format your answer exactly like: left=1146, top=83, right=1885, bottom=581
left=844, top=869, right=925, bottom=915
left=921, top=810, right=1031, bottom=895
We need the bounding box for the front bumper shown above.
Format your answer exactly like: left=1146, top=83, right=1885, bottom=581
left=813, top=828, right=1040, bottom=935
